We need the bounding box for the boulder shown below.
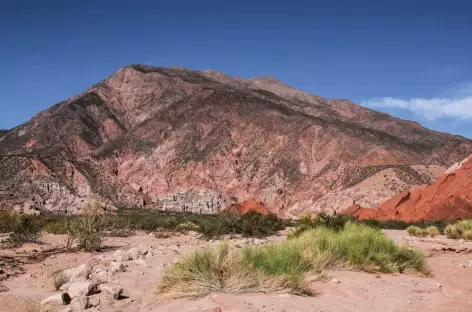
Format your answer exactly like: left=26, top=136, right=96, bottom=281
left=40, top=293, right=71, bottom=312
left=64, top=263, right=91, bottom=281
left=113, top=250, right=130, bottom=262
left=88, top=296, right=101, bottom=307
left=127, top=247, right=141, bottom=260
left=68, top=281, right=97, bottom=298
left=70, top=296, right=89, bottom=311
left=110, top=262, right=127, bottom=273
left=100, top=282, right=123, bottom=300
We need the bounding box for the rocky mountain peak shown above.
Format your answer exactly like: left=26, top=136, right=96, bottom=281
left=1, top=65, right=471, bottom=215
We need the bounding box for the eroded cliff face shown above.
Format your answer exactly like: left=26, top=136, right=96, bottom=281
left=1, top=65, right=471, bottom=215
left=344, top=155, right=472, bottom=221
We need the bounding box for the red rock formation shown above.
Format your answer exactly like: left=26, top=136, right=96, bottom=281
left=221, top=199, right=271, bottom=215
left=240, top=199, right=271, bottom=215
left=1, top=65, right=472, bottom=215
left=344, top=156, right=472, bottom=221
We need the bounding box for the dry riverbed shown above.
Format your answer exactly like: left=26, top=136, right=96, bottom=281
left=1, top=230, right=472, bottom=312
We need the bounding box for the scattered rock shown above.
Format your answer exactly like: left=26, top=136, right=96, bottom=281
left=64, top=264, right=92, bottom=281
left=40, top=293, right=71, bottom=312
left=110, top=262, right=127, bottom=273
left=88, top=296, right=100, bottom=307
left=331, top=277, right=340, bottom=284
left=127, top=247, right=141, bottom=260
left=68, top=281, right=97, bottom=298
left=113, top=250, right=130, bottom=262
left=70, top=296, right=89, bottom=311
left=100, top=282, right=123, bottom=300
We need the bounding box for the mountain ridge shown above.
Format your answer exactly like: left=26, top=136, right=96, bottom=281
left=1, top=65, right=471, bottom=215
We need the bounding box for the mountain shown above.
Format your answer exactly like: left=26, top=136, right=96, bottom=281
left=0, top=130, right=8, bottom=138
left=344, top=155, right=472, bottom=221
left=1, top=65, right=471, bottom=215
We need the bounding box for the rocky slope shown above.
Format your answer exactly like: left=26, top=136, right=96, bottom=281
left=344, top=155, right=472, bottom=221
left=1, top=65, right=471, bottom=215
left=0, top=130, right=8, bottom=138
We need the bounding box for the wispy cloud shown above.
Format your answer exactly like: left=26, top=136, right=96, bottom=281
left=363, top=83, right=472, bottom=120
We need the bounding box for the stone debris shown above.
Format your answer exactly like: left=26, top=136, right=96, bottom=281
left=40, top=293, right=71, bottom=312
left=68, top=281, right=97, bottom=298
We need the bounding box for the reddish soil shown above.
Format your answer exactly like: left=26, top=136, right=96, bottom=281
left=344, top=156, right=472, bottom=221
left=1, top=231, right=472, bottom=312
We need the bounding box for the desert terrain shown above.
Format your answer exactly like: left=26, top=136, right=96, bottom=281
left=1, top=227, right=471, bottom=312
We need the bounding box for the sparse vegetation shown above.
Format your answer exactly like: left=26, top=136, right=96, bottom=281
left=426, top=226, right=440, bottom=237
left=444, top=220, right=472, bottom=240
left=157, top=222, right=428, bottom=297
left=50, top=270, right=69, bottom=291
left=406, top=226, right=428, bottom=237
left=3, top=213, right=42, bottom=247
left=288, top=213, right=354, bottom=238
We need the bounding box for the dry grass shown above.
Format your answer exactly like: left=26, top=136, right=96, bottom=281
left=157, top=223, right=428, bottom=297
left=156, top=244, right=299, bottom=297
left=426, top=226, right=440, bottom=237
left=406, top=226, right=428, bottom=237
left=50, top=270, right=69, bottom=291
left=445, top=220, right=472, bottom=240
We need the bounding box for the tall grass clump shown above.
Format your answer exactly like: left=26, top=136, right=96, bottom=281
left=445, top=220, right=472, bottom=240
left=406, top=226, right=428, bottom=237
left=426, top=226, right=440, bottom=237
left=157, top=244, right=270, bottom=297
left=299, top=223, right=428, bottom=274
left=157, top=222, right=428, bottom=297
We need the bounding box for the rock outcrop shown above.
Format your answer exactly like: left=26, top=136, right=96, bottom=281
left=1, top=65, right=471, bottom=215
left=344, top=155, right=472, bottom=221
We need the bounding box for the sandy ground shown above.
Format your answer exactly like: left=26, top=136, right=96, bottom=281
left=0, top=230, right=472, bottom=312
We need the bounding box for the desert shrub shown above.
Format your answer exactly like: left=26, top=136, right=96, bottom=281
left=289, top=213, right=354, bottom=238
left=406, top=226, right=428, bottom=237
left=44, top=219, right=70, bottom=235
left=444, top=224, right=460, bottom=239
left=157, top=222, right=428, bottom=297
left=0, top=211, right=19, bottom=233
left=360, top=219, right=450, bottom=233
left=7, top=215, right=42, bottom=247
left=237, top=212, right=284, bottom=238
left=64, top=203, right=108, bottom=252
left=50, top=270, right=69, bottom=290
left=463, top=230, right=472, bottom=241
left=176, top=221, right=201, bottom=232
left=444, top=220, right=472, bottom=240
left=426, top=226, right=440, bottom=237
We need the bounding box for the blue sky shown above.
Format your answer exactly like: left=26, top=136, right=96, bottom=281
left=1, top=0, right=471, bottom=137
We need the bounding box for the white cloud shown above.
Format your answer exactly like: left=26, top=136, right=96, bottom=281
left=363, top=83, right=472, bottom=121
